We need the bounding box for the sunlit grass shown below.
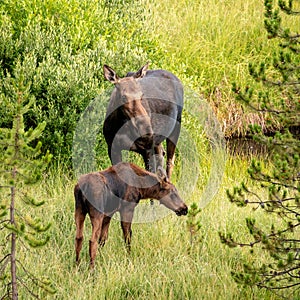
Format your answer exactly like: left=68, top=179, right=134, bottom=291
left=147, top=0, right=270, bottom=88
left=146, top=0, right=299, bottom=138
left=8, top=154, right=280, bottom=300
left=1, top=0, right=294, bottom=298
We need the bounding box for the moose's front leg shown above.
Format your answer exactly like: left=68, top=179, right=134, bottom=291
left=108, top=143, right=122, bottom=166
left=120, top=204, right=135, bottom=252
left=121, top=221, right=132, bottom=251
left=142, top=150, right=151, bottom=172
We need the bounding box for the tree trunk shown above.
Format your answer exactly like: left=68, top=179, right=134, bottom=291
left=10, top=169, right=18, bottom=300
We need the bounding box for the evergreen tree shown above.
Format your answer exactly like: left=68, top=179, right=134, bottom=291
left=220, top=0, right=299, bottom=298
left=0, top=61, right=54, bottom=299
left=186, top=202, right=202, bottom=249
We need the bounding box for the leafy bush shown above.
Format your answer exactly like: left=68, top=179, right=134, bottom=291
left=0, top=0, right=160, bottom=165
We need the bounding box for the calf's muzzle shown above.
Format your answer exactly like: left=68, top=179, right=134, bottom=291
left=175, top=205, right=188, bottom=216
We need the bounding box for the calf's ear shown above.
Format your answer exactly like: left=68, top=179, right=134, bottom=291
left=156, top=167, right=169, bottom=185
left=103, top=65, right=119, bottom=83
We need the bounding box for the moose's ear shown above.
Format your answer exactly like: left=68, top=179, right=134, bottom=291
left=133, top=62, right=149, bottom=79
left=156, top=166, right=169, bottom=184
left=103, top=65, right=119, bottom=83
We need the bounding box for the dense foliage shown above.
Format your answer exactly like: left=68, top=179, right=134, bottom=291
left=0, top=0, right=160, bottom=164
left=1, top=0, right=297, bottom=166
left=220, top=0, right=300, bottom=298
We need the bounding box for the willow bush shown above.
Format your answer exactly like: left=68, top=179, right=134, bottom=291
left=0, top=0, right=160, bottom=165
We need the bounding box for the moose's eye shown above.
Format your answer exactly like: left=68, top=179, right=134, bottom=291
left=161, top=182, right=172, bottom=192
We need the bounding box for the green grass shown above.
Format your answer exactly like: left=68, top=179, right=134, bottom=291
left=146, top=0, right=300, bottom=137
left=4, top=155, right=281, bottom=300
left=1, top=0, right=298, bottom=299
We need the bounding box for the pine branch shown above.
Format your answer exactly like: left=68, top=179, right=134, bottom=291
left=259, top=281, right=300, bottom=290
left=16, top=278, right=39, bottom=299
left=16, top=260, right=55, bottom=295
left=0, top=255, right=10, bottom=277
left=279, top=0, right=300, bottom=15
left=0, top=220, right=10, bottom=229
left=249, top=174, right=298, bottom=190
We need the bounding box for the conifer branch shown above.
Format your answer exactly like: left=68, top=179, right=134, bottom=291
left=222, top=0, right=300, bottom=296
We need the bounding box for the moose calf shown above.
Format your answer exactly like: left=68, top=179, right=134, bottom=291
left=74, top=162, right=188, bottom=268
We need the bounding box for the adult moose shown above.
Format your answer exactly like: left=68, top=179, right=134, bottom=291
left=74, top=162, right=188, bottom=268
left=103, top=63, right=184, bottom=178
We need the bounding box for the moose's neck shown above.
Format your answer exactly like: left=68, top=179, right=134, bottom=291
left=140, top=181, right=160, bottom=200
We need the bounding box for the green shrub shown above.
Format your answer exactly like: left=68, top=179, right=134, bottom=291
left=0, top=0, right=160, bottom=165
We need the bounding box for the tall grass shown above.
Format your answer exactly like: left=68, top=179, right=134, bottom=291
left=7, top=156, right=280, bottom=300
left=146, top=0, right=299, bottom=137
left=147, top=0, right=270, bottom=87
left=1, top=0, right=295, bottom=299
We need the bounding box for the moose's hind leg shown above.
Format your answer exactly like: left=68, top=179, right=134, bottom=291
left=143, top=145, right=164, bottom=174
left=99, top=216, right=112, bottom=247
left=89, top=211, right=104, bottom=269
left=154, top=144, right=165, bottom=171
left=75, top=208, right=86, bottom=264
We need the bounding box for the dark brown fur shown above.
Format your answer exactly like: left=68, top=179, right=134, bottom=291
left=74, top=162, right=187, bottom=268
left=103, top=64, right=184, bottom=178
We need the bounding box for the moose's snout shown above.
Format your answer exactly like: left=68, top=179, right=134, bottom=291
left=135, top=132, right=154, bottom=150
left=140, top=132, right=154, bottom=142
left=175, top=205, right=188, bottom=216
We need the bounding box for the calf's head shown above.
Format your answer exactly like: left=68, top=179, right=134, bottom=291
left=155, top=167, right=188, bottom=216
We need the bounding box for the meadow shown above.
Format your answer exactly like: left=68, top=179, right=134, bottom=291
left=19, top=155, right=280, bottom=300
left=1, top=0, right=299, bottom=299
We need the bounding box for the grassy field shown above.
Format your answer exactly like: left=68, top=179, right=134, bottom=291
left=1, top=0, right=299, bottom=299
left=12, top=155, right=281, bottom=300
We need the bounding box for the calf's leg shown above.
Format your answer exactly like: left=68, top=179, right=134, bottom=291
left=121, top=221, right=132, bottom=252
left=99, top=216, right=112, bottom=247
left=120, top=206, right=135, bottom=252
left=75, top=208, right=86, bottom=264
left=89, top=211, right=104, bottom=268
